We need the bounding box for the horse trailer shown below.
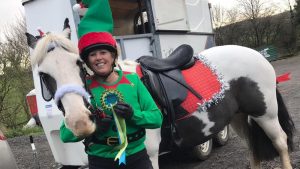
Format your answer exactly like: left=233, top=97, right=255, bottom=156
left=23, top=0, right=226, bottom=168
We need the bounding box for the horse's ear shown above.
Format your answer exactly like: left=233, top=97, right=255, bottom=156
left=25, top=32, right=38, bottom=49
left=62, top=18, right=71, bottom=40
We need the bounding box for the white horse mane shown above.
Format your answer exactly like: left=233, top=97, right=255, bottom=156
left=31, top=33, right=79, bottom=66
left=118, top=59, right=139, bottom=73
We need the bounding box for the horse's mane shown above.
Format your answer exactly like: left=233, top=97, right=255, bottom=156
left=118, top=60, right=139, bottom=73
left=31, top=33, right=79, bottom=66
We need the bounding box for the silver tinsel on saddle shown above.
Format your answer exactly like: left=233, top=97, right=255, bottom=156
left=195, top=54, right=229, bottom=112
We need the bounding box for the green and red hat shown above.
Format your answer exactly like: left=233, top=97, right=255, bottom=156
left=77, top=0, right=117, bottom=60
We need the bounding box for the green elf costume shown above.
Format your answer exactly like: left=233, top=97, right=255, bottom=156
left=59, top=0, right=162, bottom=169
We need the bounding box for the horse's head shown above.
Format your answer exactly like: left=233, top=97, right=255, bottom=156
left=26, top=22, right=96, bottom=137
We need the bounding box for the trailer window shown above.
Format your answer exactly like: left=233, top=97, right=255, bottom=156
left=133, top=10, right=149, bottom=34
left=76, top=0, right=151, bottom=36
left=110, top=0, right=150, bottom=36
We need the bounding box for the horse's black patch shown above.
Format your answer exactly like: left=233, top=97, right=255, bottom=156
left=160, top=113, right=216, bottom=150
left=39, top=72, right=57, bottom=100
left=207, top=90, right=238, bottom=133
left=229, top=77, right=266, bottom=117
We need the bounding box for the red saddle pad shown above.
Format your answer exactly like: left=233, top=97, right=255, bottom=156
left=136, top=59, right=226, bottom=115
left=181, top=60, right=222, bottom=114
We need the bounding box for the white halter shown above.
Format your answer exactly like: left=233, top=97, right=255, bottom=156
left=54, top=84, right=90, bottom=104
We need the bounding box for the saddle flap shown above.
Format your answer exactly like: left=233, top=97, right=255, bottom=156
left=139, top=68, right=188, bottom=109
left=159, top=70, right=188, bottom=106
left=140, top=68, right=167, bottom=108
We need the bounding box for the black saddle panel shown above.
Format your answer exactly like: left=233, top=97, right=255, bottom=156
left=138, top=44, right=194, bottom=72
left=159, top=70, right=188, bottom=106
left=141, top=69, right=167, bottom=107
left=141, top=69, right=188, bottom=108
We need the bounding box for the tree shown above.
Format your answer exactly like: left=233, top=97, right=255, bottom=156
left=294, top=0, right=300, bottom=23
left=237, top=0, right=276, bottom=47
left=212, top=5, right=241, bottom=45
left=293, top=0, right=300, bottom=51
left=0, top=17, right=33, bottom=129
left=212, top=5, right=227, bottom=45
left=223, top=8, right=242, bottom=45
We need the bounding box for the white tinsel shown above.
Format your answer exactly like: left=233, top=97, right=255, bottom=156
left=194, top=54, right=229, bottom=111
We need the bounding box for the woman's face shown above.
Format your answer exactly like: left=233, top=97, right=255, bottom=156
left=87, top=49, right=115, bottom=76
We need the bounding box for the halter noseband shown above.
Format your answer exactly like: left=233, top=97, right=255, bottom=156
left=54, top=84, right=91, bottom=104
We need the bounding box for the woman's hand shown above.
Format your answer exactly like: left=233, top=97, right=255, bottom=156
left=96, top=116, right=113, bottom=133
left=113, top=102, right=133, bottom=119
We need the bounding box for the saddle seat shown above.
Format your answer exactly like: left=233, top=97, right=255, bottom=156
left=137, top=44, right=195, bottom=72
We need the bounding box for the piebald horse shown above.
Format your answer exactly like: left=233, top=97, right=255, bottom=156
left=27, top=30, right=294, bottom=169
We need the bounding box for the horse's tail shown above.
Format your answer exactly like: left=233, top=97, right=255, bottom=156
left=248, top=89, right=295, bottom=161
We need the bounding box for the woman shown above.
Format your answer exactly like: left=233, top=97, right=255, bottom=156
left=60, top=30, right=162, bottom=169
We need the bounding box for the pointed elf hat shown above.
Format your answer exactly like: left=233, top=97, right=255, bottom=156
left=77, top=0, right=117, bottom=59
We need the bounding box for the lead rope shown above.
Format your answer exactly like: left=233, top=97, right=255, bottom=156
left=79, top=63, right=96, bottom=111
left=111, top=105, right=128, bottom=165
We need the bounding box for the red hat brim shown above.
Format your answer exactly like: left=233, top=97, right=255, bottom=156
left=80, top=43, right=117, bottom=60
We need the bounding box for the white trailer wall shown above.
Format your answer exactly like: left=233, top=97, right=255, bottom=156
left=153, top=0, right=214, bottom=58
left=23, top=0, right=87, bottom=166
left=185, top=0, right=213, bottom=33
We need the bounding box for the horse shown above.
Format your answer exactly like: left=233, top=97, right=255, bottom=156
left=27, top=29, right=97, bottom=138
left=26, top=30, right=294, bottom=169
left=117, top=45, right=295, bottom=169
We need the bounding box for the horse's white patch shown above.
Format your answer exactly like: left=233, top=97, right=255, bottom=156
left=192, top=109, right=215, bottom=136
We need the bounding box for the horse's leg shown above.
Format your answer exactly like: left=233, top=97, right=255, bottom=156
left=230, top=113, right=261, bottom=169
left=145, top=128, right=161, bottom=169
left=253, top=116, right=292, bottom=169
left=251, top=90, right=293, bottom=169
left=229, top=75, right=293, bottom=169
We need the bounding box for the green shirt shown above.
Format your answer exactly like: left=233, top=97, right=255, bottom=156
left=60, top=70, right=162, bottom=158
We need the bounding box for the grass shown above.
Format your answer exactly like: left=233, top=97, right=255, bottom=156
left=4, top=126, right=44, bottom=138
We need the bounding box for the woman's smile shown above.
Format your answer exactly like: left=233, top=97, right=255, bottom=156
left=94, top=62, right=106, bottom=68
left=88, top=49, right=115, bottom=76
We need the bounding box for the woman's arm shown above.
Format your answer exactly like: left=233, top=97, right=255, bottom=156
left=130, top=74, right=163, bottom=129
left=60, top=122, right=84, bottom=142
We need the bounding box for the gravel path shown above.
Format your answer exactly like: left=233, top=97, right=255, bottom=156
left=8, top=55, right=300, bottom=169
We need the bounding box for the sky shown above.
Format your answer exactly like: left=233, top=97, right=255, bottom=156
left=0, top=0, right=23, bottom=40
left=209, top=0, right=296, bottom=11
left=0, top=0, right=23, bottom=27
left=0, top=0, right=297, bottom=38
